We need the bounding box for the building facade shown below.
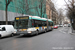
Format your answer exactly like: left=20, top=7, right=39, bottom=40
left=46, top=0, right=58, bottom=25
left=46, top=0, right=52, bottom=19
left=0, top=0, right=47, bottom=25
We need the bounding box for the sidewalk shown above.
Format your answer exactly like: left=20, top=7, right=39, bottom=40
left=68, top=27, right=72, bottom=33
left=68, top=27, right=75, bottom=35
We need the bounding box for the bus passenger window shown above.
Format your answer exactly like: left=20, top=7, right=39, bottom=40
left=31, top=20, right=34, bottom=27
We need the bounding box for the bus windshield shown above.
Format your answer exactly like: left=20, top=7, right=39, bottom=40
left=15, top=20, right=28, bottom=29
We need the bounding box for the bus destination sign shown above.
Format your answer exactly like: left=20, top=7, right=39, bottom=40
left=16, top=17, right=29, bottom=20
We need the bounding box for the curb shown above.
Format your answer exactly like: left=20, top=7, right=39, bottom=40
left=69, top=28, right=75, bottom=35
left=70, top=33, right=75, bottom=35
left=68, top=27, right=72, bottom=34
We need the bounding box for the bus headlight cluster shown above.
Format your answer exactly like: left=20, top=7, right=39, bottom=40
left=28, top=31, right=32, bottom=33
left=27, top=28, right=32, bottom=33
left=14, top=29, right=17, bottom=33
left=14, top=31, right=16, bottom=33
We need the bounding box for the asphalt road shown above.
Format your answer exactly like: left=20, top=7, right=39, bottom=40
left=0, top=27, right=75, bottom=50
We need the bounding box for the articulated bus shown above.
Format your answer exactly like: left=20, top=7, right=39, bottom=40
left=14, top=16, right=54, bottom=35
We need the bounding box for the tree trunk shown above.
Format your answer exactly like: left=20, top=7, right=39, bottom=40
left=5, top=1, right=8, bottom=25
left=41, top=2, right=42, bottom=17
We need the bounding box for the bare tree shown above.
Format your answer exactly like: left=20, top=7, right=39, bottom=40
left=64, top=0, right=75, bottom=30
left=19, top=0, right=25, bottom=15
left=5, top=0, right=12, bottom=24
left=39, top=0, right=46, bottom=17
left=16, top=0, right=41, bottom=16
left=57, top=9, right=64, bottom=25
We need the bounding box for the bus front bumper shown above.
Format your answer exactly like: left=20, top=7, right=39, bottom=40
left=16, top=31, right=36, bottom=35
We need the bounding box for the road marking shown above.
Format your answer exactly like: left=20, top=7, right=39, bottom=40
left=59, top=30, right=66, bottom=34
left=59, top=27, right=69, bottom=34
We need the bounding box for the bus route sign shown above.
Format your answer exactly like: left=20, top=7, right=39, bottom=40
left=16, top=17, right=29, bottom=20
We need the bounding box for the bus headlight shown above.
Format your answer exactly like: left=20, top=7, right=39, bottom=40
left=28, top=31, right=32, bottom=33
left=14, top=29, right=17, bottom=33
left=14, top=31, right=16, bottom=33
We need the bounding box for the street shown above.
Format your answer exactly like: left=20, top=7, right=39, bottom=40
left=0, top=27, right=75, bottom=50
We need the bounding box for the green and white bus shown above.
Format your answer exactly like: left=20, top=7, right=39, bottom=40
left=14, top=16, right=54, bottom=35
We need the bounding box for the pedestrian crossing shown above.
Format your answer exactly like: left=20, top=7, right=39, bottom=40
left=59, top=27, right=70, bottom=34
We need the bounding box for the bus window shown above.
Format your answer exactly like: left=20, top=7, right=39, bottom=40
left=19, top=20, right=28, bottom=28
left=48, top=22, right=50, bottom=26
left=34, top=20, right=42, bottom=27
left=45, top=22, right=47, bottom=26
left=42, top=22, right=44, bottom=26
left=14, top=21, right=18, bottom=29
left=34, top=20, right=38, bottom=27
left=42, top=21, right=47, bottom=26
left=34, top=20, right=39, bottom=27
left=50, top=22, right=53, bottom=26
left=37, top=21, right=42, bottom=27
left=15, top=20, right=28, bottom=29
left=31, top=20, right=34, bottom=27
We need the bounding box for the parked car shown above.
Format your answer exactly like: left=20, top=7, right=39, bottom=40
left=59, top=24, right=63, bottom=27
left=55, top=25, right=59, bottom=27
left=68, top=24, right=70, bottom=27
left=64, top=24, right=67, bottom=27
left=0, top=25, right=16, bottom=38
left=53, top=25, right=58, bottom=29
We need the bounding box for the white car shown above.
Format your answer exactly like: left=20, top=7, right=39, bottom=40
left=59, top=25, right=63, bottom=27
left=55, top=25, right=59, bottom=27
left=0, top=25, right=16, bottom=38
left=64, top=24, right=68, bottom=27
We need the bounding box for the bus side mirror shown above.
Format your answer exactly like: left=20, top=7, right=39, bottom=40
left=32, top=23, right=34, bottom=25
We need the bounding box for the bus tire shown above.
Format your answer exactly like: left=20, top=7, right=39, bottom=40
left=44, top=30, right=46, bottom=33
left=36, top=31, right=39, bottom=35
left=50, top=28, right=53, bottom=31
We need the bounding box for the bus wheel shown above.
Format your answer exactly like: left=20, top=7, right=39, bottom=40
left=36, top=31, right=39, bottom=35
left=51, top=28, right=53, bottom=31
left=44, top=30, right=46, bottom=33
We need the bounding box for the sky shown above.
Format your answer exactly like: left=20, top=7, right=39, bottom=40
left=54, top=0, right=70, bottom=20
left=52, top=0, right=67, bottom=10
left=51, top=0, right=68, bottom=15
left=56, top=0, right=66, bottom=8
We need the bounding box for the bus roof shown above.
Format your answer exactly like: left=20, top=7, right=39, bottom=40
left=29, top=16, right=53, bottom=22
left=15, top=16, right=53, bottom=22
